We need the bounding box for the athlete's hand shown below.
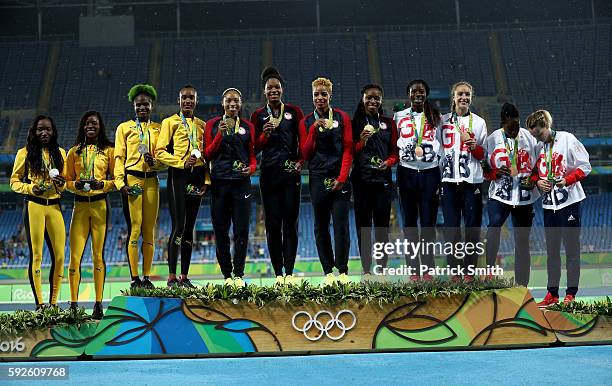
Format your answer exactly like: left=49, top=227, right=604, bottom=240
left=240, top=167, right=252, bottom=177
left=464, top=137, right=477, bottom=150
left=263, top=121, right=275, bottom=135
left=197, top=185, right=208, bottom=197
left=143, top=153, right=156, bottom=167
left=184, top=155, right=197, bottom=169
left=90, top=180, right=105, bottom=190
left=219, top=121, right=229, bottom=134
left=537, top=179, right=552, bottom=193
left=120, top=186, right=130, bottom=197
left=555, top=177, right=567, bottom=187
left=331, top=180, right=344, bottom=191
left=315, top=118, right=328, bottom=129
left=495, top=166, right=511, bottom=179
left=294, top=161, right=303, bottom=173
left=360, top=129, right=373, bottom=142
left=52, top=175, right=65, bottom=187
left=75, top=180, right=85, bottom=190
left=32, top=185, right=44, bottom=195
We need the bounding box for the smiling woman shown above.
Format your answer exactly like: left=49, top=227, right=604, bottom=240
left=204, top=87, right=257, bottom=288
left=351, top=83, right=398, bottom=277
left=299, top=77, right=353, bottom=286
left=114, top=84, right=166, bottom=291
left=438, top=81, right=488, bottom=280
left=63, top=111, right=115, bottom=319
left=250, top=67, right=304, bottom=285
left=156, top=85, right=211, bottom=289
left=394, top=79, right=441, bottom=281
left=9, top=115, right=67, bottom=310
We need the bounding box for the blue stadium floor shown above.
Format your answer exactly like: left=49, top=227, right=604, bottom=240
left=3, top=346, right=610, bottom=385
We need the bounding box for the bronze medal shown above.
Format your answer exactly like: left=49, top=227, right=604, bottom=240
left=415, top=146, right=424, bottom=157
left=460, top=132, right=471, bottom=143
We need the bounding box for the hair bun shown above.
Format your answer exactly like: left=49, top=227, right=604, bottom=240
left=261, top=66, right=280, bottom=80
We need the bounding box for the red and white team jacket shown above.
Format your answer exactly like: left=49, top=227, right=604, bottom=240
left=438, top=111, right=487, bottom=184
left=394, top=108, right=441, bottom=170
left=484, top=127, right=541, bottom=206
left=532, top=131, right=591, bottom=210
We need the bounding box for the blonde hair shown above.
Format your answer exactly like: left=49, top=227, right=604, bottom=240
left=525, top=109, right=553, bottom=129
left=450, top=81, right=474, bottom=113
left=312, top=77, right=333, bottom=93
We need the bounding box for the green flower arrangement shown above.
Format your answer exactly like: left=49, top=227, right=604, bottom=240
left=547, top=296, right=612, bottom=316
left=0, top=307, right=92, bottom=338
left=124, top=277, right=515, bottom=307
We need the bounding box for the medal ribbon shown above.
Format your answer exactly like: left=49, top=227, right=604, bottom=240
left=314, top=108, right=333, bottom=129
left=223, top=115, right=241, bottom=134
left=545, top=130, right=556, bottom=180
left=501, top=130, right=518, bottom=172
left=365, top=113, right=380, bottom=132
left=81, top=144, right=97, bottom=179
left=42, top=149, right=54, bottom=184
left=453, top=112, right=473, bottom=135
left=135, top=117, right=151, bottom=149
left=266, top=102, right=285, bottom=126
left=180, top=112, right=198, bottom=150
left=410, top=108, right=426, bottom=147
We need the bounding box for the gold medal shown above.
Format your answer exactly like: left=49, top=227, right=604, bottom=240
left=364, top=124, right=375, bottom=133
left=415, top=146, right=424, bottom=157
left=225, top=117, right=236, bottom=130
left=325, top=119, right=333, bottom=129
left=270, top=117, right=279, bottom=128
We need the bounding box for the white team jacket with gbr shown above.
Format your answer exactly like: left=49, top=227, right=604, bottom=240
left=438, top=111, right=487, bottom=184
left=534, top=131, right=591, bottom=211
left=394, top=108, right=441, bottom=170
left=484, top=127, right=541, bottom=206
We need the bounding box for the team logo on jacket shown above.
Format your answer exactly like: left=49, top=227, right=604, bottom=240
left=380, top=122, right=387, bottom=130
left=238, top=127, right=246, bottom=135
left=332, top=120, right=339, bottom=128
left=284, top=112, right=292, bottom=120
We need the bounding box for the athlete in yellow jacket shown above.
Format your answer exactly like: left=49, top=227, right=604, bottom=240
left=10, top=115, right=67, bottom=309
left=114, top=84, right=165, bottom=288
left=64, top=111, right=115, bottom=319
left=156, top=85, right=211, bottom=287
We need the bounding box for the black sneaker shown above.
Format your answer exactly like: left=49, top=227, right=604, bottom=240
left=70, top=302, right=79, bottom=310
left=92, top=302, right=104, bottom=320
left=141, top=277, right=154, bottom=289
left=167, top=278, right=180, bottom=287
left=130, top=277, right=143, bottom=288
left=178, top=278, right=195, bottom=288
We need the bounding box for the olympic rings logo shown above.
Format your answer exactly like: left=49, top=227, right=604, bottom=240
left=291, top=310, right=357, bottom=341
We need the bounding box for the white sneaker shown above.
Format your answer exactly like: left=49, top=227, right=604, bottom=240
left=323, top=273, right=336, bottom=286
left=338, top=273, right=350, bottom=284
left=224, top=277, right=234, bottom=286
left=275, top=275, right=285, bottom=285
left=361, top=273, right=373, bottom=283
left=233, top=277, right=246, bottom=287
